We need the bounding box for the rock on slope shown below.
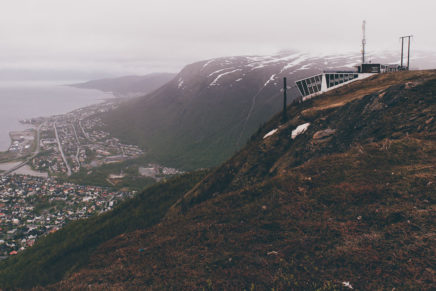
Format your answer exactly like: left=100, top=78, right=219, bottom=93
left=49, top=70, right=436, bottom=290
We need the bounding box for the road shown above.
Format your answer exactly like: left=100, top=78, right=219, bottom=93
left=54, top=122, right=72, bottom=176
left=71, top=124, right=81, bottom=168
left=78, top=119, right=89, bottom=140
left=2, top=123, right=43, bottom=176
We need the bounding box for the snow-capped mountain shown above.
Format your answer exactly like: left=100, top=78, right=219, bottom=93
left=103, top=50, right=436, bottom=169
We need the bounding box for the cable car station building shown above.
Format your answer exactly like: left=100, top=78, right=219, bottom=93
left=295, top=63, right=402, bottom=100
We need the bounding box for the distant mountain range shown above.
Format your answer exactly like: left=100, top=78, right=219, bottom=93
left=101, top=50, right=436, bottom=169
left=70, top=73, right=176, bottom=98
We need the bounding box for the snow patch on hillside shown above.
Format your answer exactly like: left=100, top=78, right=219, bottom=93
left=279, top=55, right=311, bottom=74
left=250, top=64, right=266, bottom=70
left=209, top=69, right=242, bottom=86
left=246, top=53, right=303, bottom=67
left=291, top=123, right=310, bottom=139
left=293, top=64, right=312, bottom=72
left=263, top=128, right=278, bottom=139
left=344, top=62, right=359, bottom=68
left=342, top=282, right=353, bottom=289
left=264, top=74, right=276, bottom=87
left=208, top=68, right=233, bottom=77
left=177, top=78, right=184, bottom=89
left=201, top=59, right=215, bottom=70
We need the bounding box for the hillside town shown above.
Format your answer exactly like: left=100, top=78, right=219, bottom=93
left=20, top=102, right=144, bottom=176
left=0, top=100, right=188, bottom=259
left=0, top=174, right=134, bottom=258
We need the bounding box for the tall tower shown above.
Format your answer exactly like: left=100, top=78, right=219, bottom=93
left=400, top=35, right=413, bottom=70
left=282, top=77, right=288, bottom=123
left=361, top=20, right=366, bottom=64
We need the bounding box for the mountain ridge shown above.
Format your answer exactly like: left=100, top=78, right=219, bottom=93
left=70, top=72, right=176, bottom=98
left=102, top=50, right=436, bottom=170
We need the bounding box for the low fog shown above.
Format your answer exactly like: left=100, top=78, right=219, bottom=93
left=1, top=0, right=435, bottom=80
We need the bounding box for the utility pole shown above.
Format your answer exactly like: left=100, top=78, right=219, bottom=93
left=407, top=35, right=412, bottom=69
left=400, top=37, right=404, bottom=68
left=400, top=35, right=413, bottom=70
left=361, top=20, right=366, bottom=64
left=282, top=77, right=287, bottom=123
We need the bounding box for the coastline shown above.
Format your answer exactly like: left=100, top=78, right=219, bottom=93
left=0, top=82, right=117, bottom=176
left=0, top=80, right=116, bottom=152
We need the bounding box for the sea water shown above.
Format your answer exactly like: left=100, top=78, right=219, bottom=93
left=0, top=81, right=114, bottom=151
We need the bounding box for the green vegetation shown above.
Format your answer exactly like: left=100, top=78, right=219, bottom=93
left=101, top=62, right=284, bottom=171
left=65, top=157, right=156, bottom=190
left=0, top=170, right=208, bottom=288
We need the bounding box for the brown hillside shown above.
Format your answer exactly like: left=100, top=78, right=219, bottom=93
left=47, top=71, right=436, bottom=290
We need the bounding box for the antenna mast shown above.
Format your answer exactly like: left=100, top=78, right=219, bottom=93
left=282, top=77, right=288, bottom=123
left=400, top=35, right=413, bottom=70
left=361, top=20, right=366, bottom=64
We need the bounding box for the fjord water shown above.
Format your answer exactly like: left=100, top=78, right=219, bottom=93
left=0, top=81, right=114, bottom=151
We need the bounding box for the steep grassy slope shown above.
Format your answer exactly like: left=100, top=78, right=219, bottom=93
left=1, top=70, right=435, bottom=290
left=57, top=70, right=436, bottom=290
left=0, top=171, right=208, bottom=289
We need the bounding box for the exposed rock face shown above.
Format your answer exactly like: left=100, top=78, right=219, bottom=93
left=362, top=91, right=386, bottom=114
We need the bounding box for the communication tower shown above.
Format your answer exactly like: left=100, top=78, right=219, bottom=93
left=361, top=20, right=366, bottom=64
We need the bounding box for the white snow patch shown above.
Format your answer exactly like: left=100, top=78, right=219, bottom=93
left=246, top=53, right=303, bottom=67
left=208, top=68, right=233, bottom=77
left=299, top=64, right=311, bottom=70
left=291, top=123, right=310, bottom=139
left=245, top=53, right=307, bottom=72
left=250, top=64, right=266, bottom=70
left=235, top=78, right=243, bottom=82
left=263, top=128, right=278, bottom=139
left=263, top=74, right=276, bottom=87
left=177, top=78, right=184, bottom=89
left=201, top=59, right=215, bottom=70
left=209, top=69, right=241, bottom=86
left=342, top=281, right=353, bottom=289
left=343, top=62, right=359, bottom=68
left=278, top=55, right=310, bottom=74
left=246, top=55, right=272, bottom=62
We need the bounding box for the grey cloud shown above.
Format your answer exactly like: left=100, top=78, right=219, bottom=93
left=0, top=0, right=435, bottom=80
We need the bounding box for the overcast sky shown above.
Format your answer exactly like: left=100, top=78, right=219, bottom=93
left=1, top=0, right=435, bottom=80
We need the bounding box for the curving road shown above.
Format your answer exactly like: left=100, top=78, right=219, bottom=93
left=2, top=123, right=43, bottom=176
